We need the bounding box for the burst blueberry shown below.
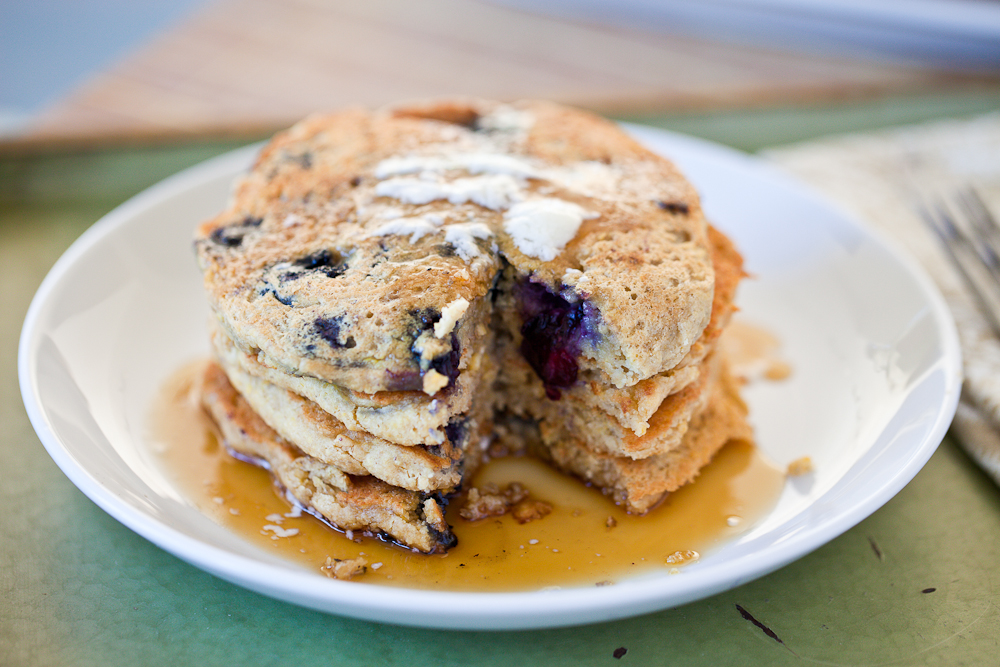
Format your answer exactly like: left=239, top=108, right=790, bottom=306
left=430, top=333, right=461, bottom=384
left=282, top=249, right=349, bottom=281
left=516, top=280, right=591, bottom=399
left=209, top=215, right=263, bottom=247
left=314, top=315, right=354, bottom=348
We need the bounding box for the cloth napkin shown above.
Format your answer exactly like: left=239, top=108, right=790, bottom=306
left=762, top=113, right=1000, bottom=485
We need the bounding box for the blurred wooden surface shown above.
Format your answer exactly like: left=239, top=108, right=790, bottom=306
left=11, top=0, right=998, bottom=150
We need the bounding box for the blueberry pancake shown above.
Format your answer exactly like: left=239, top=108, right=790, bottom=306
left=200, top=363, right=457, bottom=553
left=209, top=319, right=488, bottom=448
left=194, top=99, right=713, bottom=395
left=215, top=357, right=469, bottom=492
left=194, top=98, right=748, bottom=553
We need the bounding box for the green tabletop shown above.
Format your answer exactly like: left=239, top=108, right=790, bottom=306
left=4, top=91, right=1000, bottom=666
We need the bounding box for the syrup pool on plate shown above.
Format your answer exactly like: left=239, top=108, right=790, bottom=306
left=149, top=353, right=787, bottom=592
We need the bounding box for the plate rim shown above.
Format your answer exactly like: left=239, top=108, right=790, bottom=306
left=18, top=125, right=962, bottom=630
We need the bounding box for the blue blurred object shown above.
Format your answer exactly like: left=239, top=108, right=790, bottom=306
left=0, top=0, right=209, bottom=133
left=491, top=0, right=1000, bottom=70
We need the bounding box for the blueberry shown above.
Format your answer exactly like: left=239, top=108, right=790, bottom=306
left=435, top=244, right=457, bottom=258
left=487, top=268, right=503, bottom=303
left=538, top=348, right=578, bottom=400
left=295, top=249, right=348, bottom=278
left=208, top=215, right=263, bottom=247
left=430, top=333, right=461, bottom=384
left=210, top=227, right=243, bottom=247
left=295, top=249, right=333, bottom=269
left=384, top=369, right=423, bottom=392
left=293, top=152, right=312, bottom=169
left=657, top=200, right=689, bottom=215
left=259, top=285, right=294, bottom=306
left=419, top=492, right=458, bottom=550
left=444, top=417, right=468, bottom=448
left=277, top=249, right=349, bottom=282
left=409, top=308, right=441, bottom=333
left=314, top=316, right=354, bottom=348
left=430, top=527, right=458, bottom=550
left=516, top=280, right=590, bottom=398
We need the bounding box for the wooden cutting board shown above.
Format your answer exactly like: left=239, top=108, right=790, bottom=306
left=13, top=0, right=995, bottom=149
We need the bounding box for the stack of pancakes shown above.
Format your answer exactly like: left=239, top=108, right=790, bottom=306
left=194, top=99, right=750, bottom=553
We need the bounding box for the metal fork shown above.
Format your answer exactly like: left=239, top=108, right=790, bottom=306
left=919, top=188, right=1000, bottom=339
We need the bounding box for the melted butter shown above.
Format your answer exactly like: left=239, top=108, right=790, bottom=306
left=151, top=361, right=785, bottom=591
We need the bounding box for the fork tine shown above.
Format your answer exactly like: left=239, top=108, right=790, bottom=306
left=919, top=190, right=1000, bottom=340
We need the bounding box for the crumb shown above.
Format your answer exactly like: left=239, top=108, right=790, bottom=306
left=321, top=556, right=368, bottom=580
left=460, top=482, right=541, bottom=521
left=787, top=456, right=814, bottom=476
left=664, top=550, right=699, bottom=565
left=261, top=524, right=299, bottom=538
left=606, top=516, right=617, bottom=529
left=459, top=487, right=509, bottom=521
left=765, top=360, right=792, bottom=380
left=421, top=497, right=448, bottom=533
left=512, top=499, right=553, bottom=524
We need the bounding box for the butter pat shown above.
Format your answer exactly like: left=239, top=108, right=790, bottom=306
left=503, top=199, right=597, bottom=261
left=375, top=175, right=522, bottom=211
left=375, top=153, right=538, bottom=180
left=369, top=215, right=442, bottom=242
left=435, top=297, right=470, bottom=338
left=444, top=222, right=493, bottom=261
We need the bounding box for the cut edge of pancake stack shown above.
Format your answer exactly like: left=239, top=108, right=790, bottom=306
left=492, top=224, right=749, bottom=515
left=192, top=98, right=752, bottom=554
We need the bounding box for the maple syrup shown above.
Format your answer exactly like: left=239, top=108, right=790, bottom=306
left=149, top=359, right=785, bottom=591
left=722, top=319, right=792, bottom=381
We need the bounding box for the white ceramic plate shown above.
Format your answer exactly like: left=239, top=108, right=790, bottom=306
left=19, top=125, right=961, bottom=630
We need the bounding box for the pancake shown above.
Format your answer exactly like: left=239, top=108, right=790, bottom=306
left=192, top=98, right=749, bottom=553
left=200, top=362, right=458, bottom=553
left=194, top=99, right=715, bottom=394
left=209, top=319, right=485, bottom=447
left=216, top=351, right=468, bottom=493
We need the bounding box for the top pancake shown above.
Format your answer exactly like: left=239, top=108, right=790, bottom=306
left=194, top=99, right=715, bottom=393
